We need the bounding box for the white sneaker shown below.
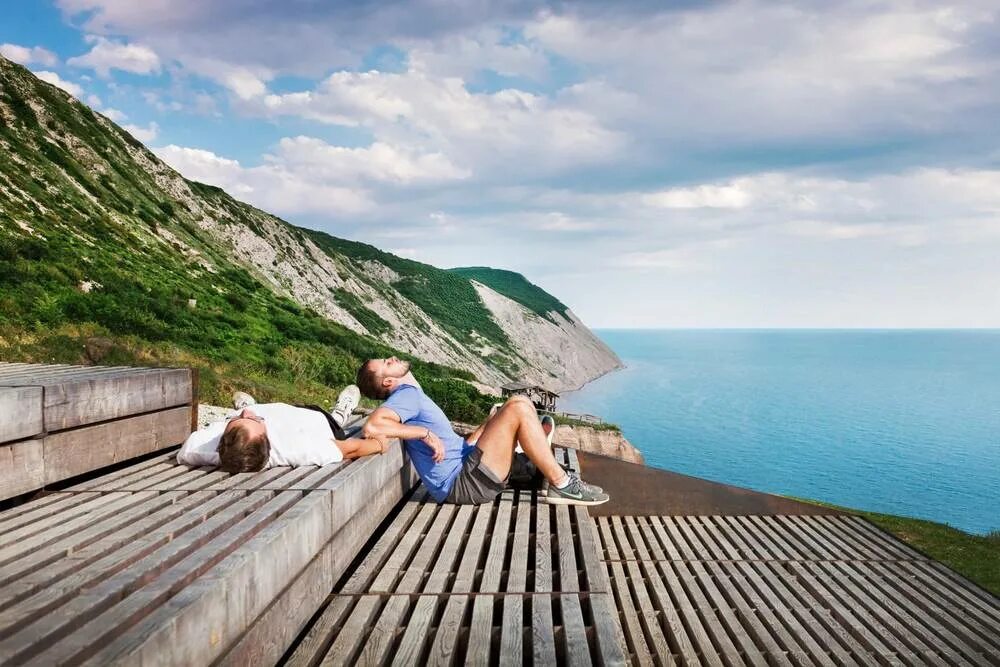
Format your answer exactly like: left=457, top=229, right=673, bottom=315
left=232, top=391, right=256, bottom=410
left=331, top=385, right=361, bottom=427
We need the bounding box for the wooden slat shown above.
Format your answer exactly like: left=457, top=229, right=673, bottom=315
left=392, top=504, right=475, bottom=665
left=42, top=406, right=191, bottom=484
left=0, top=490, right=272, bottom=664
left=532, top=502, right=557, bottom=666
left=0, top=386, right=43, bottom=444
left=427, top=498, right=496, bottom=667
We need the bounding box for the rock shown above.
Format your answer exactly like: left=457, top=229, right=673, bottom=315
left=553, top=424, right=644, bottom=464
left=84, top=336, right=115, bottom=362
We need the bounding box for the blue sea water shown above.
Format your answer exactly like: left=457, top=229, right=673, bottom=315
left=561, top=330, right=1000, bottom=535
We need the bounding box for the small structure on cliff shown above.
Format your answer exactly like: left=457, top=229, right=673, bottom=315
left=500, top=381, right=559, bottom=411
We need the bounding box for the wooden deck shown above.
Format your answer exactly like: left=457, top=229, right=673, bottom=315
left=286, top=448, right=627, bottom=666
left=0, top=430, right=417, bottom=666
left=599, top=514, right=1000, bottom=666
left=1, top=362, right=998, bottom=667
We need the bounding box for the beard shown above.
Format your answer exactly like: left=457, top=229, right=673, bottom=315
left=388, top=360, right=411, bottom=377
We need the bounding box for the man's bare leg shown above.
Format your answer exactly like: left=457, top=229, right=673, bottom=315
left=475, top=396, right=566, bottom=484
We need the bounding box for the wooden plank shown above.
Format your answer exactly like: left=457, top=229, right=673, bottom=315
left=219, top=470, right=414, bottom=667
left=674, top=516, right=726, bottom=560
left=427, top=499, right=496, bottom=667
left=0, top=490, right=178, bottom=587
left=319, top=596, right=382, bottom=665
left=708, top=561, right=811, bottom=666
left=750, top=561, right=867, bottom=665
left=637, top=560, right=705, bottom=665
left=62, top=452, right=177, bottom=491
left=0, top=439, right=44, bottom=500
left=532, top=502, right=557, bottom=667
left=0, top=386, right=43, bottom=444
left=788, top=560, right=913, bottom=662
left=555, top=507, right=590, bottom=666
left=392, top=504, right=476, bottom=665
left=690, top=515, right=741, bottom=560
left=687, top=559, right=770, bottom=666
left=42, top=406, right=191, bottom=484
left=499, top=495, right=533, bottom=667
left=868, top=562, right=1000, bottom=655
left=664, top=559, right=746, bottom=664
left=0, top=490, right=271, bottom=664
left=0, top=490, right=221, bottom=631
left=468, top=499, right=512, bottom=665
left=606, top=561, right=655, bottom=666
left=43, top=490, right=308, bottom=666
left=43, top=368, right=192, bottom=431
left=823, top=561, right=981, bottom=666
left=0, top=491, right=159, bottom=567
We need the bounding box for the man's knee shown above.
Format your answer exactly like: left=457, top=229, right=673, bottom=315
left=504, top=395, right=533, bottom=410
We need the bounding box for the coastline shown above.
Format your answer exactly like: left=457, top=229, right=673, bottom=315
left=561, top=359, right=626, bottom=393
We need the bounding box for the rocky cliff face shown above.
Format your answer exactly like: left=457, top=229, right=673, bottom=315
left=553, top=425, right=644, bottom=465
left=0, top=55, right=620, bottom=391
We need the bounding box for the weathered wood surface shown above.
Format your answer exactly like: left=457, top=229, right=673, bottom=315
left=287, top=447, right=628, bottom=667
left=598, top=513, right=1000, bottom=665
left=0, top=386, right=43, bottom=443
left=0, top=436, right=417, bottom=666
left=0, top=363, right=195, bottom=501
left=0, top=362, right=193, bottom=432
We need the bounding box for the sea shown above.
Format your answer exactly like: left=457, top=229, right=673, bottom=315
left=560, top=329, right=1000, bottom=535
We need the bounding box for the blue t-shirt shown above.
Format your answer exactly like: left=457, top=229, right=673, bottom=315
left=382, top=383, right=472, bottom=502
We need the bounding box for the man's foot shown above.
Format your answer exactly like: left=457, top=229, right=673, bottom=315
left=331, top=385, right=361, bottom=427
left=232, top=391, right=256, bottom=410
left=544, top=473, right=609, bottom=506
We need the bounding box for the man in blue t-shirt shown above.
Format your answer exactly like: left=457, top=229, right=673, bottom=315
left=356, top=356, right=608, bottom=506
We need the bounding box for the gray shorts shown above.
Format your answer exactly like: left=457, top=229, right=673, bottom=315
left=445, top=448, right=506, bottom=505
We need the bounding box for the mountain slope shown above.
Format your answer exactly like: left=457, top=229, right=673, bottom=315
left=0, top=55, right=620, bottom=396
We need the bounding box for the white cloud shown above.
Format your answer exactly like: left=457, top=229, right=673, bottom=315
left=34, top=71, right=84, bottom=98
left=642, top=183, right=755, bottom=210
left=67, top=35, right=160, bottom=76
left=154, top=144, right=373, bottom=215
left=257, top=68, right=624, bottom=179
left=0, top=43, right=58, bottom=67
left=270, top=136, right=469, bottom=185
left=123, top=121, right=159, bottom=143
left=101, top=107, right=127, bottom=122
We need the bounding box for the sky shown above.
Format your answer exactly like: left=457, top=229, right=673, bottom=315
left=3, top=1, right=1000, bottom=328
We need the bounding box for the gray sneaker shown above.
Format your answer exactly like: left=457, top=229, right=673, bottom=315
left=331, top=385, right=361, bottom=427
left=232, top=391, right=256, bottom=410
left=544, top=473, right=609, bottom=506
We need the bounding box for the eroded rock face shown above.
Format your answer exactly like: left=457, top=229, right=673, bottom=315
left=553, top=425, right=644, bottom=465
left=470, top=281, right=622, bottom=392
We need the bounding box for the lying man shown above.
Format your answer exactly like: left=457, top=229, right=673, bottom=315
left=177, top=387, right=378, bottom=472
left=355, top=356, right=608, bottom=506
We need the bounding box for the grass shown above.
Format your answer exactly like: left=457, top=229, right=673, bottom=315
left=449, top=266, right=570, bottom=322
left=302, top=228, right=516, bottom=354
left=798, top=498, right=1000, bottom=596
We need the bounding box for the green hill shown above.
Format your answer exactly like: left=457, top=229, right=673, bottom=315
left=0, top=55, right=495, bottom=421
left=449, top=266, right=570, bottom=323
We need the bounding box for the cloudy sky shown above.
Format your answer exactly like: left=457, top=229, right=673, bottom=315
left=4, top=1, right=1000, bottom=327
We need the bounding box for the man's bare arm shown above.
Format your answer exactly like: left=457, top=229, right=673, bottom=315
left=362, top=407, right=445, bottom=463
left=335, top=437, right=386, bottom=460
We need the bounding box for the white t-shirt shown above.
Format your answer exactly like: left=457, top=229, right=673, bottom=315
left=177, top=403, right=344, bottom=468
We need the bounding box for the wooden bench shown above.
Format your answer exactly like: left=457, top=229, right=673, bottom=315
left=0, top=363, right=195, bottom=501
left=0, top=421, right=417, bottom=665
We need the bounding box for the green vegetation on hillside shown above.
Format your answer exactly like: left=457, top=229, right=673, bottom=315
left=450, top=266, right=570, bottom=322
left=801, top=499, right=1000, bottom=596
left=302, top=229, right=518, bottom=355
left=0, top=56, right=494, bottom=423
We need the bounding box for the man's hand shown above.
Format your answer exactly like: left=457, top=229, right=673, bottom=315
left=421, top=429, right=445, bottom=463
